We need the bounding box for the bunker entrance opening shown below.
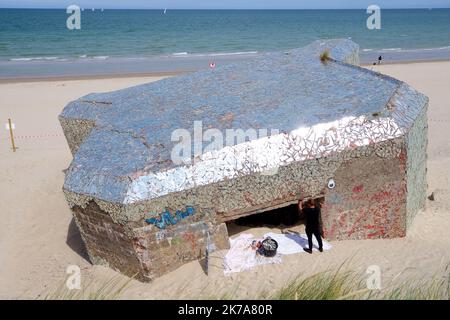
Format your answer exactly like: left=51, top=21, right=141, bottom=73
left=225, top=197, right=325, bottom=237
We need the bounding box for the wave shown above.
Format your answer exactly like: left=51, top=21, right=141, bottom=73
left=400, top=47, right=450, bottom=53
left=7, top=55, right=112, bottom=62
left=6, top=51, right=259, bottom=62
left=78, top=55, right=111, bottom=60
left=6, top=46, right=450, bottom=64
left=380, top=48, right=402, bottom=52
left=9, top=56, right=61, bottom=61
left=9, top=58, right=34, bottom=61
left=208, top=51, right=258, bottom=57
left=171, top=51, right=259, bottom=58
left=362, top=46, right=450, bottom=54
left=92, top=55, right=109, bottom=60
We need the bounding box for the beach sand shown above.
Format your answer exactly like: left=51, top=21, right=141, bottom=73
left=0, top=62, right=449, bottom=299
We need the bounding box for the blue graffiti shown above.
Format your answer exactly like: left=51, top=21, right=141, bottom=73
left=145, top=206, right=195, bottom=229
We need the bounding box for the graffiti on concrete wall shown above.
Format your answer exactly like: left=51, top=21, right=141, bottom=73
left=145, top=206, right=195, bottom=229
left=323, top=182, right=406, bottom=240
left=182, top=232, right=197, bottom=251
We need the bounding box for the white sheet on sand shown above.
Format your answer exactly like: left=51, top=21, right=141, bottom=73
left=223, top=233, right=282, bottom=276
left=223, top=232, right=332, bottom=275
left=263, top=231, right=332, bottom=255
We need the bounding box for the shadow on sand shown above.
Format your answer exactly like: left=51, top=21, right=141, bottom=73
left=66, top=218, right=91, bottom=263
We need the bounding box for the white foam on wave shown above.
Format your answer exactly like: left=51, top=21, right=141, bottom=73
left=171, top=51, right=259, bottom=58
left=363, top=46, right=450, bottom=55
left=208, top=51, right=258, bottom=57
left=10, top=57, right=34, bottom=61
left=10, top=56, right=60, bottom=61
left=381, top=48, right=402, bottom=52
left=384, top=46, right=450, bottom=53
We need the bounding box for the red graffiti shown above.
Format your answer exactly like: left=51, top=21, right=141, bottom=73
left=338, top=212, right=347, bottom=227
left=398, top=149, right=407, bottom=171
left=370, top=190, right=393, bottom=202
left=323, top=179, right=408, bottom=240
left=182, top=232, right=196, bottom=251
left=346, top=207, right=367, bottom=238
left=243, top=192, right=256, bottom=206
left=352, top=184, right=364, bottom=193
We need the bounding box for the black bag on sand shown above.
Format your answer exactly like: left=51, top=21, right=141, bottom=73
left=261, top=237, right=278, bottom=257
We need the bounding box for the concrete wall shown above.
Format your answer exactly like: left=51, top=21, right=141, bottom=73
left=72, top=201, right=229, bottom=281
left=133, top=221, right=228, bottom=281
left=322, top=140, right=407, bottom=240
left=59, top=117, right=95, bottom=155
left=72, top=202, right=143, bottom=280
left=405, top=104, right=428, bottom=228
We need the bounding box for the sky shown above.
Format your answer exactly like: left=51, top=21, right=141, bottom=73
left=0, top=0, right=449, bottom=9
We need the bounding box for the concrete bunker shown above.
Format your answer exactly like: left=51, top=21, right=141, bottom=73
left=59, top=39, right=428, bottom=281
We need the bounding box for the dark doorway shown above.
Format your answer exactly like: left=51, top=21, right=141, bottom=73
left=234, top=204, right=300, bottom=228
left=226, top=197, right=325, bottom=237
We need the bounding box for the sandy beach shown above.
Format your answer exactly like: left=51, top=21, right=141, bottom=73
left=0, top=61, right=449, bottom=299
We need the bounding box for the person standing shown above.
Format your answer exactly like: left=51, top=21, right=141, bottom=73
left=298, top=199, right=323, bottom=254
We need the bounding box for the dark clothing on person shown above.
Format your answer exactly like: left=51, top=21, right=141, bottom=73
left=306, top=229, right=323, bottom=251
left=303, top=207, right=321, bottom=232
left=303, top=207, right=323, bottom=250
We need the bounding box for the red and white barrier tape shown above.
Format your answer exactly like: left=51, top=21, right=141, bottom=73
left=429, top=119, right=450, bottom=123
left=9, top=133, right=64, bottom=140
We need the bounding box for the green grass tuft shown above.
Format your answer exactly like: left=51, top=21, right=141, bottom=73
left=272, top=268, right=449, bottom=300
left=38, top=266, right=449, bottom=300
left=273, top=268, right=367, bottom=300
left=39, top=275, right=133, bottom=300
left=320, top=50, right=331, bottom=63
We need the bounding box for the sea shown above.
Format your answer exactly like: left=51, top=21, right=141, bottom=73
left=1, top=8, right=450, bottom=79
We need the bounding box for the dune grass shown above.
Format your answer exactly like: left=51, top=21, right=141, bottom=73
left=272, top=268, right=449, bottom=300
left=320, top=49, right=331, bottom=63
left=39, top=275, right=132, bottom=300
left=273, top=269, right=366, bottom=300
left=380, top=276, right=449, bottom=300
left=40, top=266, right=448, bottom=300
